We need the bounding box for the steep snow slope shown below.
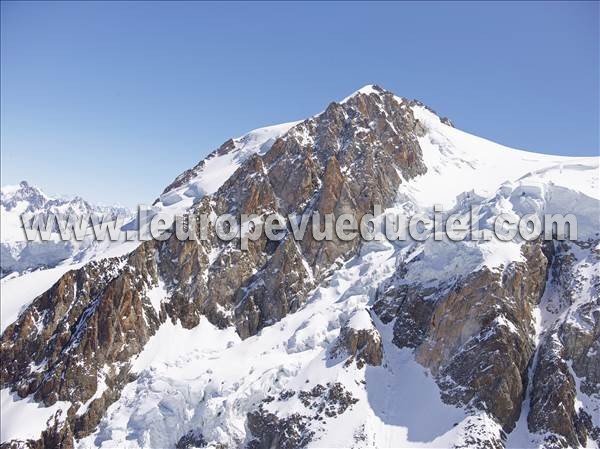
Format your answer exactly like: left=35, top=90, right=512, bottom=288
left=405, top=105, right=598, bottom=208
left=77, top=238, right=466, bottom=448
left=76, top=236, right=506, bottom=448
left=1, top=389, right=70, bottom=443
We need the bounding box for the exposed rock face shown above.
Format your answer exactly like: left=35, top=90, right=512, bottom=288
left=374, top=238, right=600, bottom=448
left=333, top=325, right=383, bottom=368
left=1, top=86, right=427, bottom=447
left=527, top=241, right=600, bottom=448
left=175, top=430, right=207, bottom=449
left=421, top=243, right=550, bottom=430
left=1, top=255, right=152, bottom=403
left=528, top=332, right=587, bottom=449
left=247, top=410, right=314, bottom=449
left=375, top=241, right=551, bottom=443
left=0, top=247, right=163, bottom=445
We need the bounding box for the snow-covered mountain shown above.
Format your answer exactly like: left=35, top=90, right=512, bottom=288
left=1, top=85, right=598, bottom=449
left=0, top=181, right=132, bottom=277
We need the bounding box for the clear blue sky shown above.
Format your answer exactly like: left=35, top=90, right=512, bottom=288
left=1, top=1, right=598, bottom=207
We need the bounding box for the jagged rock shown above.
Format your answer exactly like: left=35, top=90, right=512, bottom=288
left=246, top=411, right=313, bottom=449
left=1, top=86, right=427, bottom=447
left=330, top=311, right=383, bottom=368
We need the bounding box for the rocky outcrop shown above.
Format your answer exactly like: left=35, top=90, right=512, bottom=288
left=247, top=411, right=314, bottom=449
left=375, top=238, right=600, bottom=448
left=528, top=332, right=590, bottom=449
left=332, top=325, right=383, bottom=368
left=175, top=430, right=207, bottom=449
left=330, top=311, right=383, bottom=368
left=247, top=383, right=358, bottom=449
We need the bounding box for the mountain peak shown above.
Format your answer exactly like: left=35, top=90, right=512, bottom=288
left=340, top=83, right=386, bottom=103
left=1, top=179, right=47, bottom=206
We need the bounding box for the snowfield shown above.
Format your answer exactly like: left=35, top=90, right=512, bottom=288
left=1, top=389, right=70, bottom=443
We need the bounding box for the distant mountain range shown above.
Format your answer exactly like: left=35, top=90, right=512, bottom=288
left=1, top=181, right=131, bottom=277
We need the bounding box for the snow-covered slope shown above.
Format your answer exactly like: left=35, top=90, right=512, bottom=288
left=405, top=105, right=598, bottom=208
left=1, top=85, right=599, bottom=449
